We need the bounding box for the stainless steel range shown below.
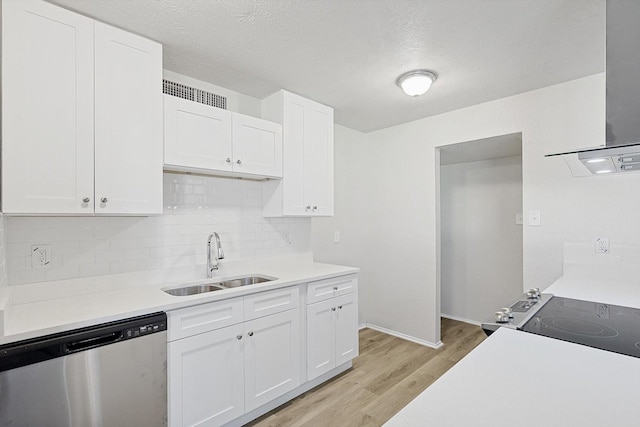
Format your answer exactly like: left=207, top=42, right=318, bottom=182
left=483, top=289, right=640, bottom=358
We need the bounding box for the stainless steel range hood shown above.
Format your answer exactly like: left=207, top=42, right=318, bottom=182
left=546, top=0, right=640, bottom=175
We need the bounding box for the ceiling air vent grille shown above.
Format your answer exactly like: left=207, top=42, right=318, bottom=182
left=162, top=79, right=227, bottom=110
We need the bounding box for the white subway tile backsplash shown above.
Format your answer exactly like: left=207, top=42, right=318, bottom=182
left=4, top=173, right=311, bottom=285
left=79, top=263, right=111, bottom=277
left=8, top=269, right=46, bottom=286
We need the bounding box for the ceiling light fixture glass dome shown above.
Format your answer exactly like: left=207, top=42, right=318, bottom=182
left=396, top=70, right=438, bottom=97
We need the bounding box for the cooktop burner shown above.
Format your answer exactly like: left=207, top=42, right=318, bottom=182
left=522, top=296, right=640, bottom=358
left=539, top=316, right=619, bottom=338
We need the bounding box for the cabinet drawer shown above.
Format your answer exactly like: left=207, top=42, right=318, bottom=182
left=244, top=286, right=299, bottom=321
left=306, top=275, right=358, bottom=304
left=167, top=297, right=243, bottom=341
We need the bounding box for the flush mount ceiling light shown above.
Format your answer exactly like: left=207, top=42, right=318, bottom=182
left=396, top=70, right=438, bottom=97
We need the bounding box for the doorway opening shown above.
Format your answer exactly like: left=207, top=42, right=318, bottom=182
left=437, top=133, right=523, bottom=330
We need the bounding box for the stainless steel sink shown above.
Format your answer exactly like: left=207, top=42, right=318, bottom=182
left=163, top=275, right=276, bottom=296
left=164, top=283, right=226, bottom=296
left=219, top=276, right=272, bottom=288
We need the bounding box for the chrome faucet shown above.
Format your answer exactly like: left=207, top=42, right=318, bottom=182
left=207, top=232, right=225, bottom=278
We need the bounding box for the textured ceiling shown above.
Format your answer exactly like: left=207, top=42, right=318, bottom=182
left=49, top=0, right=605, bottom=133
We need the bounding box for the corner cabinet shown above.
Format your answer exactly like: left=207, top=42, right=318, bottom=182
left=163, top=95, right=283, bottom=179
left=1, top=0, right=163, bottom=215
left=262, top=91, right=334, bottom=217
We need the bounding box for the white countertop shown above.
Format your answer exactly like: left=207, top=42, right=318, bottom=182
left=0, top=253, right=358, bottom=345
left=384, top=327, right=640, bottom=427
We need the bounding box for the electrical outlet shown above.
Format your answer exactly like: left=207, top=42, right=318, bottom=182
left=31, top=244, right=51, bottom=268
left=283, top=232, right=292, bottom=245
left=595, top=237, right=610, bottom=254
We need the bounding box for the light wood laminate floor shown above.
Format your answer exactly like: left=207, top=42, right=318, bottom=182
left=247, top=318, right=486, bottom=427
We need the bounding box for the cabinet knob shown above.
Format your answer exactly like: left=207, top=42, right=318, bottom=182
left=82, top=197, right=90, bottom=203
left=248, top=331, right=254, bottom=337
left=306, top=205, right=311, bottom=210
left=333, top=286, right=338, bottom=291
left=236, top=334, right=243, bottom=340
left=313, top=205, right=318, bottom=210
left=236, top=159, right=242, bottom=165
left=338, top=305, right=343, bottom=309
left=226, top=158, right=231, bottom=164
left=331, top=307, right=336, bottom=311
left=100, top=197, right=108, bottom=203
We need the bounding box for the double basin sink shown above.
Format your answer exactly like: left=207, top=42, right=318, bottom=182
left=163, top=275, right=276, bottom=296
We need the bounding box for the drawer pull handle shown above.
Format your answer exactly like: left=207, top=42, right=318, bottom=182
left=331, top=307, right=336, bottom=311
left=338, top=305, right=343, bottom=309
left=236, top=334, right=243, bottom=340
left=248, top=331, right=254, bottom=337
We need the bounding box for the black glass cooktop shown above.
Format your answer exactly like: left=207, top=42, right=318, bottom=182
left=522, top=296, right=640, bottom=358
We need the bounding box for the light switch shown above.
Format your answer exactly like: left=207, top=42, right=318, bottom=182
left=528, top=210, right=541, bottom=226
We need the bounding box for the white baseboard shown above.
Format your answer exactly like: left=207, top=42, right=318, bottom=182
left=440, top=313, right=482, bottom=326
left=364, top=323, right=443, bottom=349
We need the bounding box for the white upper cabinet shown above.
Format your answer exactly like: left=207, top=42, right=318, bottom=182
left=164, top=95, right=233, bottom=172
left=1, top=0, right=163, bottom=215
left=2, top=0, right=95, bottom=214
left=94, top=22, right=163, bottom=215
left=232, top=113, right=283, bottom=178
left=262, top=90, right=334, bottom=217
left=164, top=95, right=283, bottom=179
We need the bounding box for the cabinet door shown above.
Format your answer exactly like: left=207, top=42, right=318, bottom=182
left=94, top=22, right=163, bottom=215
left=168, top=325, right=244, bottom=427
left=281, top=93, right=310, bottom=215
left=232, top=113, right=283, bottom=178
left=306, top=299, right=337, bottom=380
left=2, top=0, right=95, bottom=214
left=164, top=95, right=233, bottom=173
left=335, top=293, right=359, bottom=366
left=304, top=104, right=334, bottom=216
left=244, top=309, right=301, bottom=412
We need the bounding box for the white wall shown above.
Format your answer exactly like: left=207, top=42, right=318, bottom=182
left=440, top=155, right=523, bottom=323
left=311, top=124, right=369, bottom=325
left=358, top=73, right=637, bottom=346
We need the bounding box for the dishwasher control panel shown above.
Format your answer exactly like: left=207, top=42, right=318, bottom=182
left=124, top=319, right=167, bottom=340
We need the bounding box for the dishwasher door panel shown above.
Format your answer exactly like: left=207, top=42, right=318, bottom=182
left=0, top=331, right=167, bottom=427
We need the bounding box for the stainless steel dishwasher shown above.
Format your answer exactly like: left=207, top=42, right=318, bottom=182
left=0, top=312, right=167, bottom=427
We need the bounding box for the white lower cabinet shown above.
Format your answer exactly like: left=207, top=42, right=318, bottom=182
left=167, top=276, right=357, bottom=426
left=307, top=292, right=359, bottom=380
left=168, top=324, right=245, bottom=427
left=244, top=309, right=300, bottom=412
left=167, top=287, right=300, bottom=427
